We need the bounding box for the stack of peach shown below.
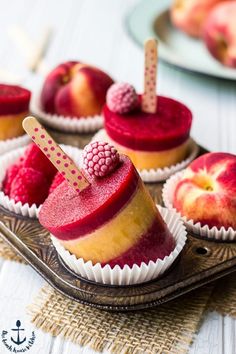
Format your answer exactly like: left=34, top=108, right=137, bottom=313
left=171, top=0, right=236, bottom=68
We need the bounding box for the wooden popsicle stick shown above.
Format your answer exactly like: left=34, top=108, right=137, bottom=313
left=8, top=25, right=52, bottom=74
left=141, top=38, right=158, bottom=114
left=22, top=116, right=90, bottom=193
left=28, top=26, right=52, bottom=73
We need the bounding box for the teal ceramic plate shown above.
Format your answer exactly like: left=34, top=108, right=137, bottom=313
left=126, top=0, right=236, bottom=80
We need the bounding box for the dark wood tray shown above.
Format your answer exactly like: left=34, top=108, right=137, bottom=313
left=0, top=137, right=235, bottom=311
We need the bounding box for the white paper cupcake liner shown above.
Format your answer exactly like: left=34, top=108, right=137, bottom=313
left=163, top=170, right=236, bottom=241
left=93, top=129, right=199, bottom=182
left=31, top=94, right=103, bottom=133
left=51, top=206, right=187, bottom=285
left=0, top=135, right=31, bottom=155
left=0, top=145, right=83, bottom=219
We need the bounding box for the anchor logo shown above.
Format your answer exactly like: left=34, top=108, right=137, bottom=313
left=1, top=319, right=36, bottom=352
left=10, top=320, right=26, bottom=345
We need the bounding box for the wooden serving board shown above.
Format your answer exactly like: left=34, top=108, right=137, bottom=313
left=0, top=136, right=235, bottom=311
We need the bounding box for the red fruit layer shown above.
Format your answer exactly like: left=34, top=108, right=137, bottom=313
left=105, top=218, right=175, bottom=268
left=39, top=156, right=139, bottom=240
left=104, top=96, right=192, bottom=151
left=0, top=84, right=31, bottom=115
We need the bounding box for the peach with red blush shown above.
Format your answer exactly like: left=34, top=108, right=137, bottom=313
left=173, top=152, right=236, bottom=230
left=170, top=0, right=226, bottom=37
left=41, top=61, right=114, bottom=118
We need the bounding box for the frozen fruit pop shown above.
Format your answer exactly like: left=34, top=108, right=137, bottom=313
left=103, top=39, right=193, bottom=170
left=39, top=141, right=175, bottom=268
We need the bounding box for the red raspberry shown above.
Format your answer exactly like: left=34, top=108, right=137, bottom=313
left=49, top=172, right=65, bottom=194
left=83, top=141, right=120, bottom=178
left=10, top=167, right=50, bottom=206
left=2, top=163, right=21, bottom=196
left=2, top=154, right=28, bottom=196
left=23, top=143, right=57, bottom=181
left=106, top=82, right=138, bottom=114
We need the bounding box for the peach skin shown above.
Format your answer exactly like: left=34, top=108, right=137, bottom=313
left=203, top=1, right=236, bottom=68
left=170, top=0, right=226, bottom=38
left=40, top=61, right=113, bottom=118
left=173, top=152, right=236, bottom=230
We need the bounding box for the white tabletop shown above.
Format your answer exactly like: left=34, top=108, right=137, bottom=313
left=0, top=0, right=235, bottom=353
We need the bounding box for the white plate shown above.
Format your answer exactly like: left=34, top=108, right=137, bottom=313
left=126, top=0, right=236, bottom=80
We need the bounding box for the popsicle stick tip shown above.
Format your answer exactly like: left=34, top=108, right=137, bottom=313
left=22, top=116, right=37, bottom=128
left=22, top=115, right=90, bottom=193
left=141, top=38, right=158, bottom=113
left=144, top=38, right=157, bottom=45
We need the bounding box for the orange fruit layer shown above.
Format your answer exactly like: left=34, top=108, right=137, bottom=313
left=60, top=181, right=157, bottom=264
left=109, top=138, right=190, bottom=170
left=0, top=111, right=28, bottom=140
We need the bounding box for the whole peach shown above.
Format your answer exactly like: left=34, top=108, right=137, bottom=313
left=173, top=152, right=236, bottom=230
left=41, top=61, right=114, bottom=118
left=170, top=0, right=227, bottom=38
left=203, top=1, right=236, bottom=68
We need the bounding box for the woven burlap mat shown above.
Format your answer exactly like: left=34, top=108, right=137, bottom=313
left=1, top=239, right=236, bottom=353
left=28, top=284, right=212, bottom=354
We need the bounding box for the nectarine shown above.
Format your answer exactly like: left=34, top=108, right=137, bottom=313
left=170, top=0, right=226, bottom=38
left=41, top=61, right=113, bottom=118
left=173, top=152, right=236, bottom=230
left=203, top=1, right=236, bottom=68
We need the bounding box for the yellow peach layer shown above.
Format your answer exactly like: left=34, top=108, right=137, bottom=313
left=0, top=111, right=28, bottom=140
left=61, top=181, right=157, bottom=264
left=108, top=138, right=190, bottom=170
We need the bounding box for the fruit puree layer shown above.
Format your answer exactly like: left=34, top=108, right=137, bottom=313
left=0, top=111, right=28, bottom=140
left=107, top=137, right=190, bottom=170
left=104, top=96, right=192, bottom=151
left=0, top=85, right=31, bottom=140
left=39, top=156, right=175, bottom=267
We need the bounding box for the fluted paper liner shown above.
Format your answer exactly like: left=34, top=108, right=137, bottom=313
left=0, top=145, right=83, bottom=219
left=93, top=129, right=199, bottom=182
left=51, top=206, right=187, bottom=285
left=163, top=170, right=236, bottom=241
left=31, top=94, right=103, bottom=133
left=0, top=135, right=30, bottom=155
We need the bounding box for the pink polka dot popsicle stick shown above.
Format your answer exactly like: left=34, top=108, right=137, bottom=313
left=22, top=116, right=90, bottom=193
left=141, top=38, right=158, bottom=114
